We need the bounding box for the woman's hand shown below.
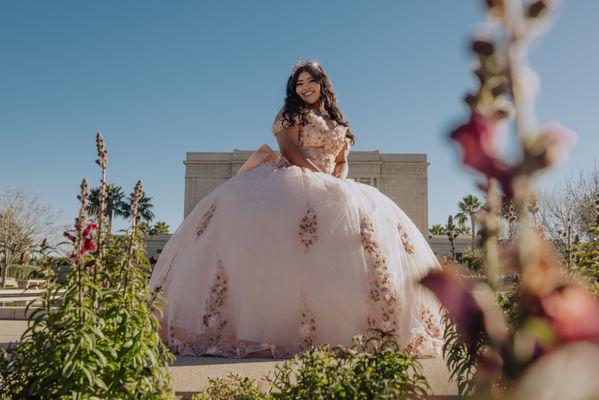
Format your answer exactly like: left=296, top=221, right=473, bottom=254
left=333, top=140, right=350, bottom=179
left=333, top=161, right=348, bottom=179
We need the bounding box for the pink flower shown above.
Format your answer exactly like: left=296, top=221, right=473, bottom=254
left=450, top=113, right=517, bottom=198
left=420, top=269, right=485, bottom=347
left=82, top=223, right=98, bottom=238
left=81, top=238, right=96, bottom=255
left=541, top=285, right=599, bottom=344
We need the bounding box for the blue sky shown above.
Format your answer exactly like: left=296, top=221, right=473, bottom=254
left=1, top=0, right=597, bottom=233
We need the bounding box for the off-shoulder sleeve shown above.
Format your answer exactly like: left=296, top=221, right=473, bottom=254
left=271, top=110, right=285, bottom=136
left=344, top=128, right=354, bottom=148
left=271, top=109, right=300, bottom=136
left=342, top=136, right=352, bottom=157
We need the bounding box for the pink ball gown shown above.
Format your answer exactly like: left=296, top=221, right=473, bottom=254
left=149, top=108, right=443, bottom=358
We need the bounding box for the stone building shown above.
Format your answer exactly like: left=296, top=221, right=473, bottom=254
left=145, top=150, right=470, bottom=263
left=184, top=150, right=429, bottom=232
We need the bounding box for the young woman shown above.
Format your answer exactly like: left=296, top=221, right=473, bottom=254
left=149, top=60, right=443, bottom=358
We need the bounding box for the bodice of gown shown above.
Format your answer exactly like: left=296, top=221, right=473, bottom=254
left=272, top=108, right=351, bottom=174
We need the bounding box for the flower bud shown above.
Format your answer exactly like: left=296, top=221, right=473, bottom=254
left=494, top=106, right=514, bottom=120
left=473, top=64, right=485, bottom=83
left=484, top=0, right=501, bottom=8
left=484, top=0, right=505, bottom=20
left=525, top=123, right=577, bottom=171
left=464, top=93, right=478, bottom=109
left=63, top=231, right=77, bottom=242
left=472, top=38, right=495, bottom=57
left=490, top=77, right=510, bottom=97
left=527, top=0, right=548, bottom=19
left=558, top=229, right=565, bottom=238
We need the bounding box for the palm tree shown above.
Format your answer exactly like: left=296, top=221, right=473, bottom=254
left=454, top=212, right=469, bottom=234
left=86, top=184, right=128, bottom=233
left=456, top=194, right=482, bottom=250
left=122, top=190, right=155, bottom=223
left=149, top=221, right=170, bottom=235
left=429, top=224, right=446, bottom=235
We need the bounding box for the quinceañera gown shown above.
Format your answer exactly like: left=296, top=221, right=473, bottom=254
left=149, top=108, right=443, bottom=358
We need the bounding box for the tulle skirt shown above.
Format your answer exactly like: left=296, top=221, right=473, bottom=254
left=149, top=159, right=443, bottom=358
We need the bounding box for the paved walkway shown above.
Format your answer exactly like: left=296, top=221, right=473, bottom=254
left=1, top=320, right=457, bottom=398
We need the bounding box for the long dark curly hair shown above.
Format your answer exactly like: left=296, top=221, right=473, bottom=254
left=281, top=61, right=356, bottom=144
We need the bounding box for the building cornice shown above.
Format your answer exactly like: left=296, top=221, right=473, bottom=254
left=185, top=150, right=428, bottom=165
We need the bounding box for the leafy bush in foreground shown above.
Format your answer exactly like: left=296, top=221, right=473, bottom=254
left=0, top=134, right=174, bottom=399
left=268, top=332, right=429, bottom=400
left=193, top=374, right=266, bottom=400
left=194, top=331, right=429, bottom=400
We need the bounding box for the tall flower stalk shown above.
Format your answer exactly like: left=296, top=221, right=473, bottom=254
left=0, top=136, right=174, bottom=399
left=422, top=1, right=599, bottom=398
left=95, top=133, right=108, bottom=258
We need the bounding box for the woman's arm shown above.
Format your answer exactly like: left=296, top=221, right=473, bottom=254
left=275, top=124, right=322, bottom=173
left=333, top=140, right=350, bottom=179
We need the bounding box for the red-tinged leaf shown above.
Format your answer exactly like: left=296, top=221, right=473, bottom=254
left=63, top=231, right=77, bottom=242
left=450, top=113, right=518, bottom=198
left=420, top=269, right=485, bottom=347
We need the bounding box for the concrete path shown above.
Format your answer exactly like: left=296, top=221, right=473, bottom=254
left=1, top=320, right=457, bottom=398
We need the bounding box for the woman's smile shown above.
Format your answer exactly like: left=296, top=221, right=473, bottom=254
left=296, top=70, right=321, bottom=105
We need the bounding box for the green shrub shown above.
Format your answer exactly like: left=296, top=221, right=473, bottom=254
left=461, top=249, right=484, bottom=271
left=192, top=331, right=430, bottom=400
left=5, top=264, right=43, bottom=280
left=442, top=282, right=521, bottom=397
left=441, top=312, right=484, bottom=397
left=267, top=331, right=429, bottom=400
left=193, top=374, right=267, bottom=400
left=0, top=135, right=174, bottom=399
left=573, top=225, right=599, bottom=294
left=0, top=193, right=174, bottom=399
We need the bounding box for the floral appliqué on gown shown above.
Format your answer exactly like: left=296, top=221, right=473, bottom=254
left=150, top=108, right=443, bottom=358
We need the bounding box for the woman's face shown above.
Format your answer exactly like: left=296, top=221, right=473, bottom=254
left=295, top=70, right=321, bottom=105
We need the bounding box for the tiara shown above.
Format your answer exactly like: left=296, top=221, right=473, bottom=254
left=291, top=59, right=318, bottom=76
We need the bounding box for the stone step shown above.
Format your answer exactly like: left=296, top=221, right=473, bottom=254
left=0, top=288, right=64, bottom=298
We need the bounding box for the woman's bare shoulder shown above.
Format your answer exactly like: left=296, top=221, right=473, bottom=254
left=272, top=107, right=301, bottom=136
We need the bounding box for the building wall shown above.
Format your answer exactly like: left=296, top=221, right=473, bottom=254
left=144, top=234, right=171, bottom=264
left=184, top=150, right=429, bottom=233
left=426, top=235, right=472, bottom=259
left=143, top=150, right=473, bottom=264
